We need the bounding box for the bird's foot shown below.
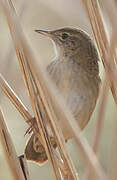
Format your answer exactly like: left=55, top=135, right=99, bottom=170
left=24, top=117, right=37, bottom=136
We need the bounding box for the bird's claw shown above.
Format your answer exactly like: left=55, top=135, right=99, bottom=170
left=24, top=117, right=37, bottom=136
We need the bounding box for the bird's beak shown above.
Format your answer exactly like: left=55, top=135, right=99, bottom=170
left=35, top=29, right=51, bottom=37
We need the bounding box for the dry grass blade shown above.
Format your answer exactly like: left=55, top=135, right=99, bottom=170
left=108, top=123, right=117, bottom=180
left=0, top=73, right=39, bottom=135
left=0, top=109, right=27, bottom=180
left=22, top=61, right=63, bottom=180
left=3, top=0, right=28, bottom=75
left=89, top=78, right=107, bottom=156
left=0, top=74, right=32, bottom=122
left=0, top=0, right=107, bottom=179
left=84, top=75, right=109, bottom=180
left=102, top=0, right=117, bottom=76
left=91, top=76, right=109, bottom=154
left=81, top=0, right=117, bottom=104
left=101, top=1, right=117, bottom=179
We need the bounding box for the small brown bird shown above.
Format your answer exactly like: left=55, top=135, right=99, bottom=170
left=25, top=27, right=101, bottom=165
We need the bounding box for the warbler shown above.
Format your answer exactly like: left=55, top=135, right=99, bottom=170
left=25, top=27, right=101, bottom=165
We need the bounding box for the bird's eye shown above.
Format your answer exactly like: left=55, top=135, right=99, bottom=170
left=61, top=33, right=69, bottom=40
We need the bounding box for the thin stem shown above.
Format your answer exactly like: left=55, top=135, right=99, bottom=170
left=84, top=75, right=109, bottom=180
left=0, top=109, right=27, bottom=180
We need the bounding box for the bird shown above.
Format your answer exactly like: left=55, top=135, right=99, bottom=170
left=24, top=27, right=101, bottom=165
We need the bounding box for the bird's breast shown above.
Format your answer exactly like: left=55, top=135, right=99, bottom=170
left=47, top=58, right=100, bottom=138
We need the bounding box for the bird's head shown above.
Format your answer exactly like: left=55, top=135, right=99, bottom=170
left=35, top=27, right=99, bottom=61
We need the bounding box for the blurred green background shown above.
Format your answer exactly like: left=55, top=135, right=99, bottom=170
left=0, top=0, right=117, bottom=179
